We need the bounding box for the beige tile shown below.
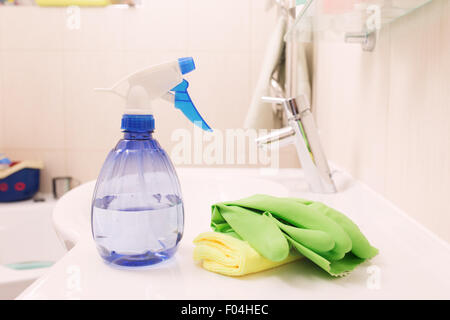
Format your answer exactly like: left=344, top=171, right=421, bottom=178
left=120, top=51, right=188, bottom=72
left=66, top=148, right=107, bottom=184
left=250, top=52, right=264, bottom=95
left=0, top=6, right=64, bottom=51
left=0, top=8, right=3, bottom=51
left=63, top=52, right=125, bottom=150
left=313, top=30, right=390, bottom=194
left=187, top=0, right=251, bottom=53
left=3, top=148, right=67, bottom=194
left=122, top=0, right=188, bottom=52
left=250, top=0, right=278, bottom=56
left=0, top=52, right=3, bottom=149
left=350, top=26, right=390, bottom=193
left=386, top=0, right=450, bottom=241
left=313, top=42, right=361, bottom=174
left=63, top=6, right=125, bottom=52
left=279, top=145, right=301, bottom=168
left=2, top=52, right=65, bottom=149
left=249, top=1, right=279, bottom=94
left=185, top=51, right=251, bottom=130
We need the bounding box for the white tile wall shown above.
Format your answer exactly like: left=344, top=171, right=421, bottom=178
left=63, top=7, right=126, bottom=52
left=63, top=51, right=124, bottom=150
left=0, top=10, right=2, bottom=149
left=0, top=1, right=281, bottom=193
left=124, top=1, right=189, bottom=52
left=187, top=0, right=250, bottom=54
left=0, top=52, right=3, bottom=149
left=0, top=7, right=64, bottom=51
left=386, top=0, right=450, bottom=241
left=313, top=27, right=391, bottom=194
left=313, top=0, right=450, bottom=242
left=2, top=51, right=65, bottom=150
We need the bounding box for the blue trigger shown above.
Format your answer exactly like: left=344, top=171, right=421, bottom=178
left=171, top=80, right=212, bottom=132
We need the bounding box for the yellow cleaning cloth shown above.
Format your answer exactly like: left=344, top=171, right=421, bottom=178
left=193, top=232, right=302, bottom=277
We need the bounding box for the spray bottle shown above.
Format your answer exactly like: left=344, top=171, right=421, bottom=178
left=91, top=57, right=211, bottom=268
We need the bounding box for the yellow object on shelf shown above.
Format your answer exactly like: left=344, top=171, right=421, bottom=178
left=193, top=232, right=302, bottom=277
left=35, top=0, right=110, bottom=6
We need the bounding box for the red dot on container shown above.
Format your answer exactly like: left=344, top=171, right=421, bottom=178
left=0, top=183, right=8, bottom=192
left=14, top=182, right=26, bottom=191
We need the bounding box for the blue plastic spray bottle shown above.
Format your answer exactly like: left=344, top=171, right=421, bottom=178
left=91, top=57, right=211, bottom=268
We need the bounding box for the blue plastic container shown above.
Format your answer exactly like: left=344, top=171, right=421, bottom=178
left=91, top=126, right=184, bottom=269
left=0, top=165, right=41, bottom=202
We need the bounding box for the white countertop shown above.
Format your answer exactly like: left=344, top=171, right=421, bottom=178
left=18, top=168, right=450, bottom=299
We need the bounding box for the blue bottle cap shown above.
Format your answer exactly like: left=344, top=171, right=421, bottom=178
left=121, top=114, right=155, bottom=132
left=178, top=57, right=196, bottom=75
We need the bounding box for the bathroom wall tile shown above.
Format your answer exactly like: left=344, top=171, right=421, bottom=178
left=65, top=148, right=107, bottom=184
left=313, top=42, right=362, bottom=173
left=0, top=52, right=4, bottom=149
left=386, top=0, right=450, bottom=241
left=250, top=52, right=265, bottom=95
left=63, top=6, right=125, bottom=52
left=2, top=51, right=65, bottom=149
left=3, top=148, right=67, bottom=193
left=279, top=145, right=301, bottom=168
left=249, top=1, right=280, bottom=93
left=187, top=0, right=251, bottom=54
left=185, top=51, right=251, bottom=130
left=250, top=0, right=278, bottom=57
left=120, top=51, right=188, bottom=72
left=63, top=52, right=125, bottom=150
left=0, top=7, right=64, bottom=51
left=313, top=25, right=391, bottom=194
left=122, top=0, right=188, bottom=52
left=0, top=8, right=3, bottom=51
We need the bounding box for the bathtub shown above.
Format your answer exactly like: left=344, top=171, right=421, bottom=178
left=0, top=196, right=66, bottom=299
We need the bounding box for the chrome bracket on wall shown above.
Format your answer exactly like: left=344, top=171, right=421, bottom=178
left=344, top=30, right=377, bottom=52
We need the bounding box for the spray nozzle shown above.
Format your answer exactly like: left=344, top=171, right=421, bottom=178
left=95, top=57, right=212, bottom=132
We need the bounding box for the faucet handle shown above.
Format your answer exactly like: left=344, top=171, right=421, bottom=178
left=261, top=96, right=288, bottom=104
left=262, top=95, right=312, bottom=119
left=262, top=96, right=300, bottom=119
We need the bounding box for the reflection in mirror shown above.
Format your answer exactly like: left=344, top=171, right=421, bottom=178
left=0, top=0, right=140, bottom=6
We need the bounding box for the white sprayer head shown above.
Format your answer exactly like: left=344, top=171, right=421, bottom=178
left=96, top=57, right=211, bottom=132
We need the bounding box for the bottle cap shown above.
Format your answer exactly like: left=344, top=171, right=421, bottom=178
left=121, top=114, right=155, bottom=132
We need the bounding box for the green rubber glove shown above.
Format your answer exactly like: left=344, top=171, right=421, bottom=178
left=211, top=194, right=378, bottom=277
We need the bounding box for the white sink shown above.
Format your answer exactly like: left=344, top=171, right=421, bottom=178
left=17, top=168, right=450, bottom=300
left=0, top=197, right=66, bottom=299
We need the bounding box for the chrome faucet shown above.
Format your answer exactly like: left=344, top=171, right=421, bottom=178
left=254, top=0, right=336, bottom=193
left=257, top=95, right=336, bottom=193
